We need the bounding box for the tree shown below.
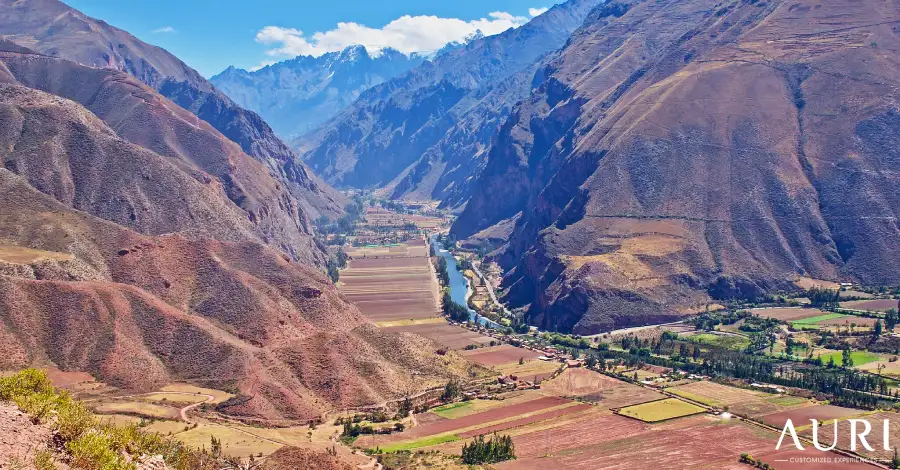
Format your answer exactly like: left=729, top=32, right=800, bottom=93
left=326, top=259, right=340, bottom=283
left=461, top=434, right=515, bottom=464
left=892, top=447, right=900, bottom=469
left=210, top=436, right=222, bottom=459
left=335, top=248, right=349, bottom=268
left=887, top=308, right=899, bottom=331
left=440, top=379, right=461, bottom=402
left=875, top=319, right=884, bottom=338
left=842, top=348, right=854, bottom=368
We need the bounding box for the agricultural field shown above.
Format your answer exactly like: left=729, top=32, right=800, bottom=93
left=428, top=391, right=545, bottom=419
left=498, top=412, right=871, bottom=469
left=174, top=424, right=283, bottom=458
left=340, top=242, right=439, bottom=323
left=386, top=322, right=493, bottom=350
left=0, top=244, right=73, bottom=263
left=840, top=299, right=898, bottom=312
left=137, top=393, right=210, bottom=404
left=756, top=404, right=864, bottom=429
left=458, top=344, right=542, bottom=366
left=803, top=411, right=900, bottom=461
left=541, top=368, right=665, bottom=408
left=94, top=401, right=180, bottom=420
left=816, top=350, right=881, bottom=367
left=617, top=398, right=706, bottom=422
left=686, top=332, right=750, bottom=350
left=340, top=239, right=494, bottom=348
left=667, top=381, right=809, bottom=416
left=858, top=357, right=900, bottom=377
left=494, top=359, right=561, bottom=384
left=796, top=314, right=878, bottom=329
left=753, top=307, right=830, bottom=321
left=357, top=396, right=582, bottom=450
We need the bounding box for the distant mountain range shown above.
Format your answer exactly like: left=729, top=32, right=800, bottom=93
left=295, top=0, right=602, bottom=207
left=211, top=46, right=426, bottom=139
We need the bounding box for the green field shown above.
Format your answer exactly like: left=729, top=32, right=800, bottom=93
left=430, top=401, right=471, bottom=419
left=689, top=333, right=750, bottom=351
left=378, top=434, right=460, bottom=452
left=792, top=313, right=848, bottom=325
left=617, top=398, right=706, bottom=422
left=817, top=350, right=880, bottom=367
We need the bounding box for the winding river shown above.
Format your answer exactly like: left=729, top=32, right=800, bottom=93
left=429, top=235, right=499, bottom=328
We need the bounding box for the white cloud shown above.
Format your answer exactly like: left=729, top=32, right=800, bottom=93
left=255, top=10, right=535, bottom=59
left=529, top=7, right=549, bottom=17
left=153, top=26, right=176, bottom=34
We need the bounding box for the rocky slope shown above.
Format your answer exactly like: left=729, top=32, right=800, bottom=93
left=0, top=0, right=345, bottom=220
left=0, top=168, right=471, bottom=422
left=452, top=0, right=900, bottom=333
left=0, top=44, right=324, bottom=263
left=296, top=0, right=600, bottom=207
left=211, top=46, right=424, bottom=139
left=0, top=9, right=470, bottom=423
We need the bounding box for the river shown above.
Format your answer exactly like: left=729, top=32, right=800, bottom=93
left=429, top=235, right=499, bottom=328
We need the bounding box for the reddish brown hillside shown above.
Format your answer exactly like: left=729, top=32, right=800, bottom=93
left=453, top=0, right=900, bottom=333
left=0, top=169, right=470, bottom=421
left=260, top=447, right=354, bottom=470
left=0, top=81, right=261, bottom=245
left=0, top=0, right=346, bottom=220
left=0, top=45, right=323, bottom=263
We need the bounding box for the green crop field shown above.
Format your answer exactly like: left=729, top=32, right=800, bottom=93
left=816, top=350, right=880, bottom=367
left=378, top=434, right=460, bottom=452
left=792, top=313, right=848, bottom=325
left=617, top=398, right=706, bottom=422
left=689, top=333, right=750, bottom=351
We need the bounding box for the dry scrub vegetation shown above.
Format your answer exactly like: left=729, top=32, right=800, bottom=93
left=0, top=369, right=242, bottom=470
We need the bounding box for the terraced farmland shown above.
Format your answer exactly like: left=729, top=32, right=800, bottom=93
left=341, top=238, right=491, bottom=348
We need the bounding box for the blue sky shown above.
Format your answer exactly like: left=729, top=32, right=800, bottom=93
left=66, top=0, right=552, bottom=77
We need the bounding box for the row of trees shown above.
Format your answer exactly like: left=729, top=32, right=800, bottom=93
left=460, top=434, right=515, bottom=464
left=442, top=292, right=470, bottom=322
left=808, top=286, right=841, bottom=309
left=591, top=331, right=893, bottom=409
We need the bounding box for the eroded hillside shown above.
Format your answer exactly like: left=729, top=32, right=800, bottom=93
left=453, top=0, right=900, bottom=333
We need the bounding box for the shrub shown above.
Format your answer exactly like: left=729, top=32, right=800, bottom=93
left=32, top=450, right=56, bottom=470
left=66, top=431, right=133, bottom=470
left=0, top=369, right=225, bottom=470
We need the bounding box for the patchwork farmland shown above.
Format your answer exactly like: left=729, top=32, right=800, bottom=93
left=341, top=238, right=492, bottom=348
left=356, top=365, right=874, bottom=469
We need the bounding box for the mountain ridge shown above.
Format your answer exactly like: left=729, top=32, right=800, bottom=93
left=210, top=45, right=425, bottom=139
left=452, top=0, right=900, bottom=333
left=295, top=0, right=602, bottom=205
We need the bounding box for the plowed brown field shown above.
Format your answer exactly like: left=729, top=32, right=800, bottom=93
left=459, top=344, right=542, bottom=366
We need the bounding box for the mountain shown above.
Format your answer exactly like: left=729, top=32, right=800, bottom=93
left=210, top=46, right=425, bottom=139
left=451, top=0, right=900, bottom=333
left=0, top=0, right=345, bottom=220
left=296, top=0, right=601, bottom=207
left=0, top=23, right=470, bottom=421
left=0, top=43, right=329, bottom=263
left=0, top=167, right=469, bottom=422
